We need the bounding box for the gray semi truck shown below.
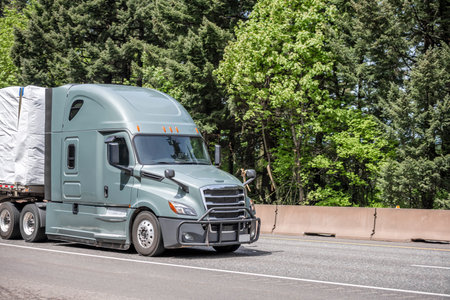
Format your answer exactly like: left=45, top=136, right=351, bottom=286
left=0, top=84, right=260, bottom=256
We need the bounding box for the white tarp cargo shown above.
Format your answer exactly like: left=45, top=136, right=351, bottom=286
left=0, top=86, right=46, bottom=185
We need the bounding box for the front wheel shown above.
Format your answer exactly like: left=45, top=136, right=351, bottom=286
left=20, top=204, right=47, bottom=242
left=132, top=211, right=165, bottom=256
left=0, top=202, right=21, bottom=239
left=213, top=244, right=240, bottom=253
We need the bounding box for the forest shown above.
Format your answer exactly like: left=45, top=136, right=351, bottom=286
left=1, top=0, right=448, bottom=209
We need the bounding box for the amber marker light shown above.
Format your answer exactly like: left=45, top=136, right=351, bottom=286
left=168, top=201, right=197, bottom=216
left=195, top=128, right=199, bottom=134
left=169, top=126, right=173, bottom=133
left=175, top=127, right=179, bottom=133
left=137, top=125, right=141, bottom=132
left=162, top=126, right=167, bottom=133
left=169, top=201, right=177, bottom=214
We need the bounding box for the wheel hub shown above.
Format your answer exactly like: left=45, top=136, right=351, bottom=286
left=137, top=220, right=154, bottom=249
left=23, top=212, right=35, bottom=236
left=0, top=210, right=11, bottom=232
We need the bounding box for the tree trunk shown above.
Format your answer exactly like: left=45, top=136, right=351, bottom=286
left=290, top=118, right=305, bottom=203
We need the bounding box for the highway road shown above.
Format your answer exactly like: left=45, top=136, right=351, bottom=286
left=0, top=234, right=449, bottom=299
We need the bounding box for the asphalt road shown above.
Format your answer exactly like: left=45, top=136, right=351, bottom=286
left=0, top=234, right=449, bottom=299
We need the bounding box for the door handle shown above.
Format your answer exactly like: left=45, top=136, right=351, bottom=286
left=104, top=185, right=109, bottom=198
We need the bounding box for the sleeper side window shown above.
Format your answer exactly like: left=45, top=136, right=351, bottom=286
left=67, top=144, right=76, bottom=169
left=69, top=100, right=84, bottom=121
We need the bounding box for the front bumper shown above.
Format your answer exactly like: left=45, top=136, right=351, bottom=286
left=159, top=207, right=261, bottom=249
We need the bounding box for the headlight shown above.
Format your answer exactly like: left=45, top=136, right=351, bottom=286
left=168, top=201, right=197, bottom=216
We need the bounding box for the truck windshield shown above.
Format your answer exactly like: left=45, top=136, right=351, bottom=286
left=134, top=135, right=211, bottom=165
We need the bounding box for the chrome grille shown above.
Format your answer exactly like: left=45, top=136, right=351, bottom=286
left=201, top=185, right=246, bottom=219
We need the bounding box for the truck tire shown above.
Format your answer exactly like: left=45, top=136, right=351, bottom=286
left=0, top=202, right=21, bottom=239
left=213, top=244, right=240, bottom=253
left=132, top=211, right=165, bottom=256
left=19, top=204, right=47, bottom=242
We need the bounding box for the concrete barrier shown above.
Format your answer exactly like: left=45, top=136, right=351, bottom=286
left=254, top=205, right=450, bottom=242
left=372, top=208, right=450, bottom=242
left=255, top=204, right=276, bottom=233
left=255, top=205, right=375, bottom=239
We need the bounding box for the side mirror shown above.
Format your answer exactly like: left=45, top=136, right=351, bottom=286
left=165, top=169, right=175, bottom=179
left=246, top=169, right=256, bottom=179
left=243, top=169, right=256, bottom=186
left=164, top=169, right=189, bottom=193
left=107, top=143, right=120, bottom=166
left=214, top=144, right=221, bottom=166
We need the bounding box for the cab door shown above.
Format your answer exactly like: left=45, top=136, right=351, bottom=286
left=102, top=132, right=134, bottom=206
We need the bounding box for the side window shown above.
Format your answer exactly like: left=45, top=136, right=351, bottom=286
left=69, top=100, right=83, bottom=121
left=117, top=138, right=129, bottom=166
left=67, top=144, right=76, bottom=169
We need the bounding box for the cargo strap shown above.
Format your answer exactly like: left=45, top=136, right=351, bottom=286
left=17, top=87, right=24, bottom=128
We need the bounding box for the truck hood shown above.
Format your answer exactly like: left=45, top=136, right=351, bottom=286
left=139, top=164, right=242, bottom=189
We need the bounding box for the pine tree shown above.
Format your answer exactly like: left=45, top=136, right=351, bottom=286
left=380, top=45, right=450, bottom=208
left=12, top=0, right=156, bottom=86
left=142, top=0, right=256, bottom=174
left=332, top=0, right=449, bottom=208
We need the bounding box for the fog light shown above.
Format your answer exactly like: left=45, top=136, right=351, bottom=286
left=250, top=226, right=256, bottom=238
left=183, top=233, right=194, bottom=241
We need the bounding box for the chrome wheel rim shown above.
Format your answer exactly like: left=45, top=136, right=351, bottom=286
left=137, top=219, right=154, bottom=249
left=0, top=210, right=11, bottom=233
left=23, top=212, right=35, bottom=236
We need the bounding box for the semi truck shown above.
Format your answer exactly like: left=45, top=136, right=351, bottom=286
left=0, top=84, right=260, bottom=256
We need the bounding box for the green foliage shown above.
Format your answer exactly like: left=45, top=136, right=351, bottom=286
left=12, top=0, right=155, bottom=86
left=6, top=0, right=447, bottom=209
left=142, top=65, right=183, bottom=100
left=308, top=187, right=351, bottom=207
left=379, top=45, right=450, bottom=208
left=330, top=0, right=449, bottom=209
left=0, top=1, right=27, bottom=87
left=142, top=0, right=255, bottom=139
left=217, top=0, right=388, bottom=206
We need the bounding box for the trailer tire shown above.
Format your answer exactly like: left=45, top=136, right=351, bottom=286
left=0, top=202, right=21, bottom=239
left=132, top=211, right=165, bottom=256
left=213, top=244, right=240, bottom=253
left=20, top=204, right=47, bottom=242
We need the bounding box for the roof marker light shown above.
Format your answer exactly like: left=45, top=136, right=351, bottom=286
left=169, top=126, right=173, bottom=133
left=162, top=126, right=167, bottom=133
left=137, top=125, right=141, bottom=132
left=195, top=128, right=199, bottom=134
left=175, top=127, right=179, bottom=133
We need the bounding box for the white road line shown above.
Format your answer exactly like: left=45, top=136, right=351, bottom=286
left=412, top=264, right=450, bottom=270
left=1, top=242, right=449, bottom=298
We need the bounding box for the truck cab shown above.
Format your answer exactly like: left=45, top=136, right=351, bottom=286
left=39, top=84, right=260, bottom=256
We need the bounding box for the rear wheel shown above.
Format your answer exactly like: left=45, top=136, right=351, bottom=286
left=20, top=204, right=47, bottom=242
left=132, top=211, right=165, bottom=256
left=213, top=244, right=240, bottom=253
left=0, top=202, right=21, bottom=239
